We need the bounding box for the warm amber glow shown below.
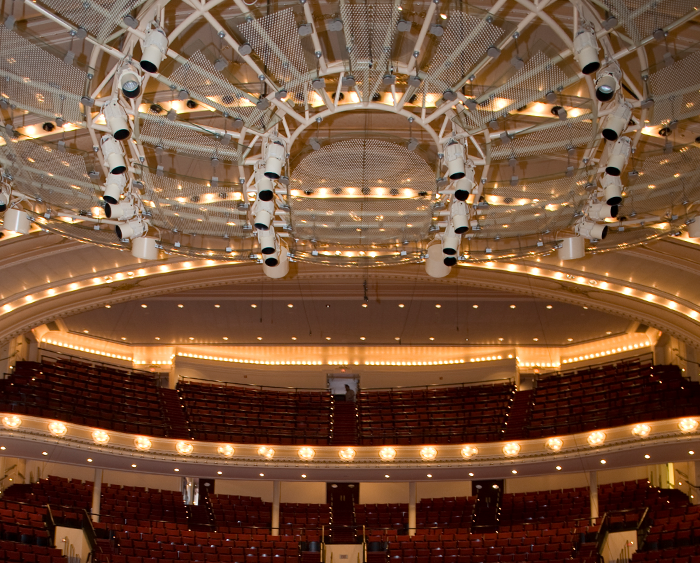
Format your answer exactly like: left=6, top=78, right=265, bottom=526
left=379, top=447, right=397, bottom=461
left=218, top=444, right=235, bottom=457
left=134, top=436, right=152, bottom=451
left=338, top=447, right=356, bottom=461
left=2, top=415, right=21, bottom=429
left=298, top=447, right=315, bottom=460
left=503, top=442, right=520, bottom=457
left=587, top=431, right=606, bottom=446
left=92, top=430, right=110, bottom=445
left=679, top=418, right=699, bottom=433
left=48, top=421, right=67, bottom=437
left=176, top=441, right=194, bottom=455
left=258, top=446, right=275, bottom=459
left=632, top=423, right=651, bottom=438
left=545, top=437, right=563, bottom=452
left=461, top=445, right=479, bottom=459
left=419, top=446, right=438, bottom=461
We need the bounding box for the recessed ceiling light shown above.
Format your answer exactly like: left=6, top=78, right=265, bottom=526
left=301, top=474, right=307, bottom=478
left=83, top=330, right=89, bottom=334
left=174, top=468, right=180, bottom=472
left=105, top=304, right=111, bottom=308
left=583, top=306, right=588, bottom=310
left=291, top=336, right=297, bottom=340
left=251, top=304, right=257, bottom=308
left=326, top=337, right=331, bottom=341
left=217, top=471, right=222, bottom=475
left=87, top=458, right=93, bottom=462
left=155, top=337, right=160, bottom=341
left=141, top=304, right=147, bottom=308
left=435, top=304, right=441, bottom=308
left=178, top=304, right=184, bottom=308
left=188, top=337, right=194, bottom=340
left=690, top=451, right=695, bottom=455
left=259, top=473, right=264, bottom=477
left=223, top=337, right=228, bottom=340
left=215, top=304, right=220, bottom=308
left=533, top=338, right=539, bottom=342
left=360, top=337, right=366, bottom=341
left=440, top=13, right=447, bottom=19
left=398, top=304, right=405, bottom=308
left=511, top=470, right=517, bottom=474
left=0, top=446, right=5, bottom=450
left=556, top=466, right=562, bottom=470
left=42, top=452, right=48, bottom=456
left=510, top=305, right=516, bottom=309
left=384, top=475, right=390, bottom=478
left=468, top=472, right=474, bottom=477
left=567, top=338, right=573, bottom=342
left=257, top=336, right=263, bottom=340
left=606, top=331, right=612, bottom=335
left=429, top=337, right=435, bottom=341
left=472, top=304, right=478, bottom=309
left=427, top=474, right=433, bottom=478
left=287, top=304, right=293, bottom=308
left=600, top=459, right=606, bottom=464
left=498, top=337, right=504, bottom=342
left=361, top=303, right=368, bottom=308
left=131, top=464, right=137, bottom=468
left=394, top=337, right=400, bottom=341
left=644, top=454, right=650, bottom=459
left=121, top=337, right=126, bottom=341
left=546, top=305, right=553, bottom=309
left=325, top=304, right=330, bottom=308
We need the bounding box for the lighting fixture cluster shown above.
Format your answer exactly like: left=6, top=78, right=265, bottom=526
left=41, top=339, right=133, bottom=361
left=561, top=341, right=650, bottom=364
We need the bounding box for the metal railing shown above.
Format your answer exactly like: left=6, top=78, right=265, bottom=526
left=178, top=374, right=332, bottom=393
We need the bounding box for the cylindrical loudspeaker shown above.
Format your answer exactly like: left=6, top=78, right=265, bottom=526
left=131, top=236, right=159, bottom=260
left=425, top=240, right=451, bottom=278
left=3, top=207, right=30, bottom=234
left=687, top=219, right=700, bottom=238
left=263, top=241, right=289, bottom=278
left=558, top=236, right=586, bottom=260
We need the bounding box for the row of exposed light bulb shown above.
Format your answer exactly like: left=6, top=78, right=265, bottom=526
left=561, top=342, right=649, bottom=364
left=41, top=339, right=133, bottom=361
left=4, top=415, right=696, bottom=460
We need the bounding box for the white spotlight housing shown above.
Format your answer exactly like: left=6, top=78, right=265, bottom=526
left=453, top=160, right=476, bottom=201
left=3, top=207, right=30, bottom=234
left=119, top=66, right=142, bottom=99
left=595, top=62, right=622, bottom=102
left=263, top=239, right=289, bottom=278
left=103, top=98, right=130, bottom=141
left=425, top=239, right=451, bottom=278
left=252, top=197, right=275, bottom=230
left=140, top=25, right=168, bottom=74
left=0, top=184, right=10, bottom=212
left=441, top=224, right=460, bottom=265
left=444, top=142, right=466, bottom=180
left=449, top=200, right=469, bottom=234
left=577, top=219, right=608, bottom=240
left=131, top=236, right=159, bottom=260
left=605, top=136, right=631, bottom=176
left=602, top=99, right=632, bottom=141
left=601, top=173, right=623, bottom=205
left=264, top=140, right=286, bottom=179
left=573, top=27, right=600, bottom=75
left=100, top=134, right=127, bottom=175
left=116, top=216, right=148, bottom=240
left=102, top=172, right=127, bottom=204
left=257, top=174, right=275, bottom=202
left=558, top=236, right=586, bottom=260
left=588, top=201, right=619, bottom=220
left=258, top=227, right=277, bottom=256
left=687, top=218, right=700, bottom=238
left=105, top=200, right=136, bottom=220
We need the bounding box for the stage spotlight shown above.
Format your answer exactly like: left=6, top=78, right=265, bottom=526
left=258, top=227, right=277, bottom=256
left=454, top=159, right=476, bottom=201
left=119, top=65, right=142, bottom=99
left=588, top=202, right=619, bottom=220
left=263, top=239, right=289, bottom=278
left=257, top=174, right=275, bottom=202
left=573, top=26, right=600, bottom=75
left=449, top=200, right=469, bottom=234
left=103, top=97, right=130, bottom=140
left=425, top=238, right=451, bottom=278
left=100, top=134, right=127, bottom=175
left=105, top=199, right=136, bottom=220
left=140, top=25, right=168, bottom=73
left=595, top=62, right=622, bottom=102
left=252, top=197, right=275, bottom=230
left=576, top=218, right=608, bottom=240
left=264, top=139, right=286, bottom=179
left=102, top=172, right=127, bottom=205
left=602, top=99, right=632, bottom=141
left=115, top=216, right=147, bottom=240
left=0, top=184, right=10, bottom=212
left=442, top=224, right=460, bottom=264
left=601, top=173, right=622, bottom=205
left=444, top=141, right=465, bottom=180
left=605, top=136, right=631, bottom=176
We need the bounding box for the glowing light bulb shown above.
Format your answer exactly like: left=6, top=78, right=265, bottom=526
left=503, top=442, right=520, bottom=457
left=218, top=444, right=235, bottom=457
left=92, top=430, right=110, bottom=444
left=176, top=441, right=194, bottom=455
left=632, top=423, right=651, bottom=438
left=461, top=445, right=478, bottom=459
left=258, top=446, right=275, bottom=459
left=339, top=448, right=356, bottom=461
left=545, top=437, right=563, bottom=452
left=2, top=415, right=21, bottom=429
left=587, top=431, right=606, bottom=446
left=134, top=436, right=152, bottom=451
left=298, top=447, right=315, bottom=460
left=419, top=446, right=438, bottom=461
left=379, top=447, right=397, bottom=461
left=48, top=421, right=67, bottom=437
left=679, top=418, right=699, bottom=433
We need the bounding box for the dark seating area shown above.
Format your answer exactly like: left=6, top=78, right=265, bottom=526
left=100, top=484, right=188, bottom=526
left=357, top=383, right=515, bottom=445
left=524, top=358, right=700, bottom=438
left=2, top=475, right=93, bottom=512
left=0, top=358, right=169, bottom=437
left=178, top=381, right=332, bottom=446
left=210, top=494, right=272, bottom=531
left=499, top=489, right=590, bottom=528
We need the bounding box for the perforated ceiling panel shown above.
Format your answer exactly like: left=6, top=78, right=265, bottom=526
left=601, top=0, right=698, bottom=45
left=422, top=11, right=504, bottom=96
left=340, top=0, right=400, bottom=102
left=647, top=50, right=700, bottom=127
left=141, top=170, right=247, bottom=238
left=239, top=8, right=311, bottom=104
left=168, top=51, right=276, bottom=132
left=37, top=0, right=148, bottom=43
left=0, top=27, right=86, bottom=123
left=462, top=52, right=568, bottom=130
left=138, top=113, right=242, bottom=163
left=489, top=113, right=596, bottom=161
left=290, top=139, right=434, bottom=245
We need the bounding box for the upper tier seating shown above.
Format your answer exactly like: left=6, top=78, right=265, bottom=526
left=526, top=359, right=700, bottom=438
left=499, top=489, right=590, bottom=528
left=99, top=484, right=188, bottom=526
left=210, top=494, right=272, bottom=532
left=357, top=383, right=515, bottom=445
left=1, top=476, right=93, bottom=512
left=178, top=381, right=332, bottom=446
left=0, top=358, right=168, bottom=437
